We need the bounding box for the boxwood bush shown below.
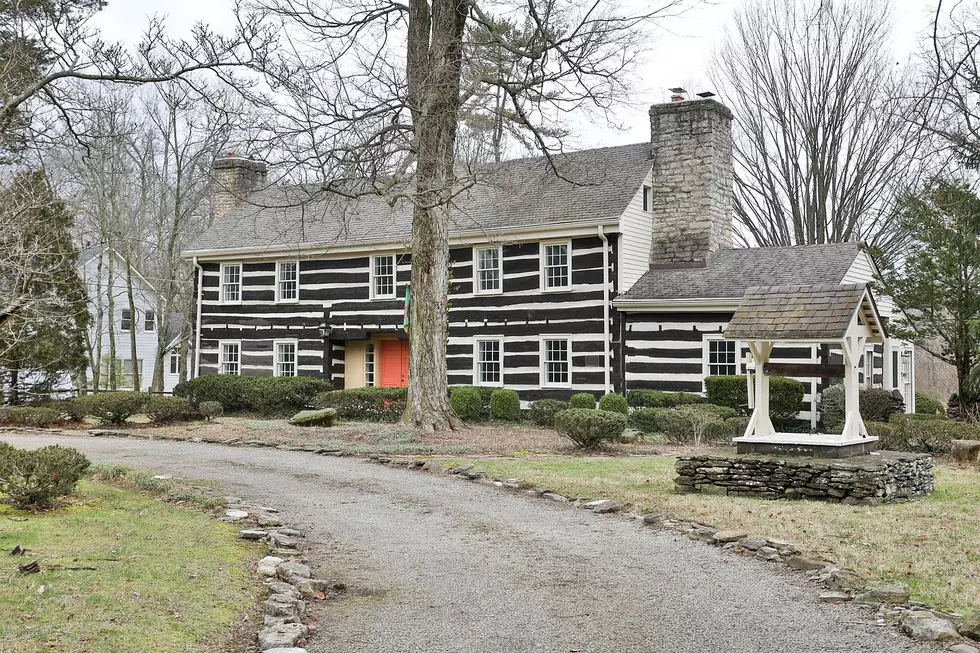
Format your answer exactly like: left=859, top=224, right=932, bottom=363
left=315, top=387, right=406, bottom=422
left=821, top=384, right=906, bottom=431
left=173, top=375, right=332, bottom=416
left=73, top=392, right=149, bottom=425
left=0, top=442, right=91, bottom=509
left=143, top=396, right=190, bottom=424
left=528, top=399, right=568, bottom=427
left=657, top=404, right=737, bottom=445
left=569, top=393, right=596, bottom=409
left=450, top=386, right=483, bottom=421
left=626, top=389, right=703, bottom=409
left=628, top=407, right=671, bottom=434
left=914, top=392, right=946, bottom=417
left=878, top=413, right=980, bottom=454
left=0, top=406, right=65, bottom=428
left=554, top=408, right=627, bottom=449
left=199, top=401, right=224, bottom=421
left=490, top=389, right=521, bottom=421
left=705, top=375, right=804, bottom=421
left=598, top=393, right=628, bottom=415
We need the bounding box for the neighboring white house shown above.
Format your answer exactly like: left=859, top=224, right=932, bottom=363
left=80, top=248, right=186, bottom=393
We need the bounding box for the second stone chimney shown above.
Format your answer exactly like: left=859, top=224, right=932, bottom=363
left=211, top=154, right=268, bottom=222
left=649, top=99, right=733, bottom=268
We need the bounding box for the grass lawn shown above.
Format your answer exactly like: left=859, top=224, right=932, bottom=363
left=451, top=455, right=980, bottom=617
left=110, top=416, right=662, bottom=457
left=0, top=480, right=260, bottom=653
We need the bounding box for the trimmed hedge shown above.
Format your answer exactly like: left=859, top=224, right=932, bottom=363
left=0, top=406, right=65, bottom=428
left=446, top=386, right=496, bottom=420
left=199, top=401, right=223, bottom=421
left=627, top=390, right=703, bottom=409
left=490, top=389, right=521, bottom=421
left=73, top=392, right=149, bottom=425
left=315, top=387, right=406, bottom=422
left=0, top=442, right=91, bottom=509
left=554, top=408, right=627, bottom=449
left=173, top=375, right=332, bottom=416
left=450, top=386, right=483, bottom=421
left=144, top=396, right=190, bottom=424
left=628, top=407, right=671, bottom=434
left=528, top=399, right=568, bottom=427
left=705, top=375, right=804, bottom=421
left=655, top=404, right=737, bottom=445
left=915, top=392, right=946, bottom=417
left=569, top=393, right=597, bottom=409
left=598, top=393, right=628, bottom=415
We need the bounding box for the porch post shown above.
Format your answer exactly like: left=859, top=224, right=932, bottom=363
left=841, top=335, right=867, bottom=440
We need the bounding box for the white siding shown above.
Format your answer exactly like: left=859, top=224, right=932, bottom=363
left=841, top=249, right=894, bottom=317
left=617, top=169, right=654, bottom=293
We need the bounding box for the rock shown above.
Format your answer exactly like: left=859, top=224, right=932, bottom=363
left=853, top=584, right=910, bottom=605
left=818, top=592, right=851, bottom=603
left=225, top=509, right=249, bottom=521
left=257, top=623, right=309, bottom=649
left=263, top=649, right=308, bottom=653
left=502, top=478, right=520, bottom=488
left=688, top=525, right=719, bottom=542
left=541, top=492, right=568, bottom=503
left=257, top=556, right=285, bottom=577
left=266, top=581, right=301, bottom=599
left=269, top=533, right=299, bottom=549
left=785, top=555, right=826, bottom=572
left=288, top=408, right=338, bottom=427
left=712, top=530, right=748, bottom=544
left=421, top=460, right=444, bottom=473
left=592, top=501, right=625, bottom=514
left=466, top=468, right=487, bottom=479
left=641, top=513, right=663, bottom=526
left=755, top=546, right=781, bottom=562
left=152, top=474, right=173, bottom=480
left=274, top=528, right=304, bottom=538
left=822, top=568, right=868, bottom=593
left=240, top=529, right=269, bottom=540
left=448, top=464, right=473, bottom=475
left=958, top=612, right=980, bottom=640
left=950, top=645, right=980, bottom=653
left=739, top=537, right=767, bottom=551
left=952, top=439, right=980, bottom=465
left=224, top=496, right=242, bottom=504
left=258, top=513, right=283, bottom=527
left=276, top=561, right=311, bottom=581
left=263, top=594, right=305, bottom=618
left=901, top=611, right=960, bottom=641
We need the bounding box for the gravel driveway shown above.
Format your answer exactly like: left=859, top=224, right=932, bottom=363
left=2, top=433, right=939, bottom=653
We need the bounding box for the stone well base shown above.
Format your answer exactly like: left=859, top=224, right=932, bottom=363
left=674, top=451, right=934, bottom=504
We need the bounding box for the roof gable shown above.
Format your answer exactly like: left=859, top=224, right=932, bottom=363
left=186, top=142, right=655, bottom=254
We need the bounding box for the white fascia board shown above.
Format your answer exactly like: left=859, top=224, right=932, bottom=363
left=182, top=218, right=621, bottom=262
left=613, top=298, right=742, bottom=312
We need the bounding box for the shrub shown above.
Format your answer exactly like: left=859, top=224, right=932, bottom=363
left=0, top=443, right=91, bottom=509
left=722, top=415, right=750, bottom=439
left=0, top=406, right=64, bottom=428
left=143, top=396, right=190, bottom=424
left=315, top=387, right=407, bottom=422
left=915, top=392, right=946, bottom=417
left=528, top=399, right=569, bottom=427
left=705, top=375, right=804, bottom=422
left=554, top=408, right=627, bottom=449
left=821, top=384, right=906, bottom=431
left=450, top=386, right=483, bottom=421
left=882, top=414, right=980, bottom=453
left=820, top=384, right=845, bottom=432
left=73, top=392, right=148, bottom=425
left=598, top=393, right=628, bottom=415
left=173, top=374, right=332, bottom=416
left=46, top=398, right=88, bottom=422
left=627, top=390, right=704, bottom=408
left=199, top=401, right=223, bottom=421
left=445, top=386, right=495, bottom=419
left=628, top=407, right=673, bottom=434
left=490, top=389, right=521, bottom=421
left=658, top=404, right=737, bottom=445
left=569, top=393, right=596, bottom=409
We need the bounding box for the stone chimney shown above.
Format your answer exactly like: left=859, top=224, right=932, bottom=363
left=211, top=154, right=268, bottom=221
left=648, top=99, right=733, bottom=268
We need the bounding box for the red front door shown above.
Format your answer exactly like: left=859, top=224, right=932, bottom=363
left=379, top=340, right=409, bottom=387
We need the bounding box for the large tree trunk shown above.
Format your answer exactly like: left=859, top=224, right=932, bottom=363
left=403, top=0, right=469, bottom=432
left=106, top=251, right=118, bottom=391
left=124, top=258, right=141, bottom=391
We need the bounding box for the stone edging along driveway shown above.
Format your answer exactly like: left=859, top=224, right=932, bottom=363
left=4, top=425, right=979, bottom=653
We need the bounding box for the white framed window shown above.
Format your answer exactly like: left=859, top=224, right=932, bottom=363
left=474, top=339, right=503, bottom=386
left=642, top=185, right=651, bottom=212
left=120, top=359, right=143, bottom=388
left=144, top=309, right=156, bottom=332
left=120, top=309, right=133, bottom=332
left=220, top=263, right=242, bottom=303
left=371, top=254, right=396, bottom=299
left=541, top=241, right=570, bottom=291
left=474, top=246, right=502, bottom=294
left=275, top=340, right=297, bottom=377
left=276, top=261, right=299, bottom=303
left=169, top=352, right=180, bottom=375
left=703, top=336, right=739, bottom=378
left=219, top=341, right=241, bottom=375
left=365, top=343, right=376, bottom=386
left=541, top=337, right=571, bottom=387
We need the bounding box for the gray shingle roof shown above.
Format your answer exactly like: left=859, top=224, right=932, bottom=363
left=724, top=283, right=877, bottom=340
left=617, top=242, right=862, bottom=302
left=187, top=142, right=654, bottom=254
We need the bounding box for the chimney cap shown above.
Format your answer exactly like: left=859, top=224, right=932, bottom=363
left=668, top=87, right=687, bottom=94
left=213, top=154, right=268, bottom=173
left=696, top=91, right=716, bottom=98
left=649, top=98, right=733, bottom=120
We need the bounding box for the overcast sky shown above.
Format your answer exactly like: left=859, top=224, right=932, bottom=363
left=93, top=0, right=938, bottom=150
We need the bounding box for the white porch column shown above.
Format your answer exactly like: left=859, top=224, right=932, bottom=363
left=747, top=340, right=775, bottom=437
left=842, top=335, right=868, bottom=440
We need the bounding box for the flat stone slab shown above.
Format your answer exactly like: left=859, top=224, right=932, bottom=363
left=288, top=408, right=338, bottom=427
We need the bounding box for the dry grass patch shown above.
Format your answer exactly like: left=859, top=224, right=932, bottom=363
left=450, top=455, right=980, bottom=617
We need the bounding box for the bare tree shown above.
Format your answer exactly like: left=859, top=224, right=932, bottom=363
left=239, top=0, right=693, bottom=431
left=712, top=0, right=920, bottom=256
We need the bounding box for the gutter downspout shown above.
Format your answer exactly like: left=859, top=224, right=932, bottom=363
left=193, top=256, right=203, bottom=379
left=598, top=226, right=611, bottom=395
